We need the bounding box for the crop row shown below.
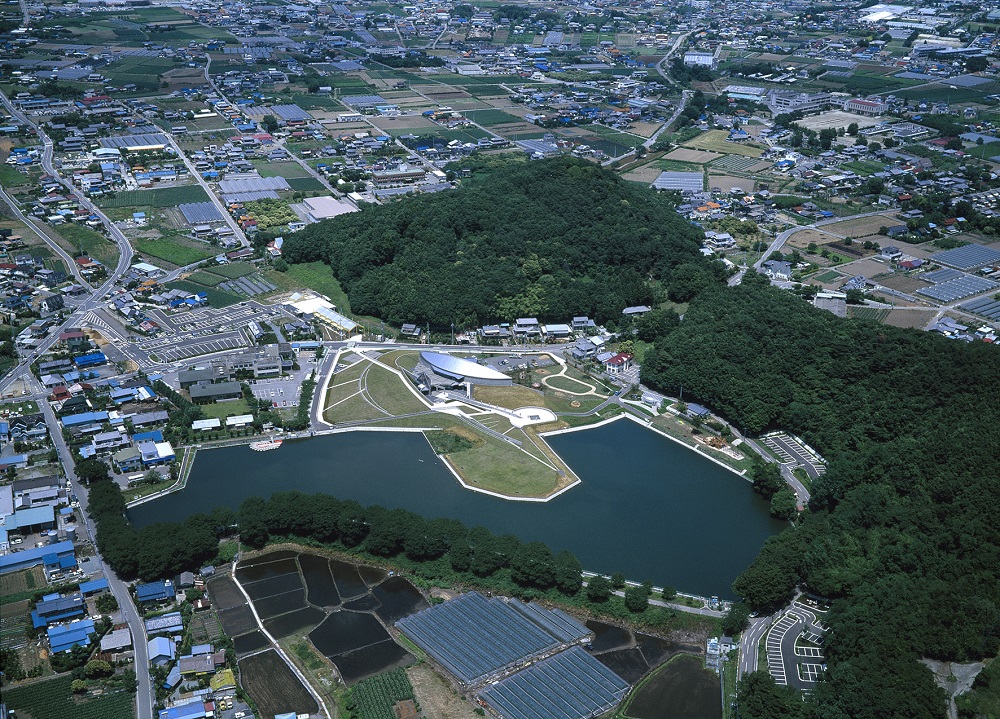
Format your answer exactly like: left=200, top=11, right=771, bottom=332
left=352, top=668, right=415, bottom=719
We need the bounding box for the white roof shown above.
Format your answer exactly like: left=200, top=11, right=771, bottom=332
left=191, top=418, right=221, bottom=430
left=420, top=352, right=510, bottom=381
left=303, top=195, right=358, bottom=220
left=225, top=414, right=254, bottom=426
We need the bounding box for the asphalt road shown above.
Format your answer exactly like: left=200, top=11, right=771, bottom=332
left=753, top=210, right=894, bottom=271
left=39, top=401, right=154, bottom=719
left=0, top=186, right=91, bottom=287
left=738, top=615, right=772, bottom=676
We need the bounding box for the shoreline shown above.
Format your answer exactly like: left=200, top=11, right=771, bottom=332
left=131, top=409, right=750, bottom=509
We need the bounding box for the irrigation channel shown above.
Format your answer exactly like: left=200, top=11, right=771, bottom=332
left=130, top=419, right=784, bottom=598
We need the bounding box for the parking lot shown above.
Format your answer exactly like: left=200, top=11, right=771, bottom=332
left=763, top=432, right=827, bottom=478
left=141, top=331, right=250, bottom=363
left=766, top=601, right=827, bottom=690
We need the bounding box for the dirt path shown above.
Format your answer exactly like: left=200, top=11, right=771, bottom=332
left=539, top=364, right=600, bottom=396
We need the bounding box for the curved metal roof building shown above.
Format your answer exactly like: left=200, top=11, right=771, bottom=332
left=420, top=352, right=512, bottom=385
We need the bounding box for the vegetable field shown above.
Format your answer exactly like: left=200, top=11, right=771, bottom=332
left=352, top=668, right=415, bottom=719
left=3, top=675, right=134, bottom=719
left=97, top=185, right=210, bottom=208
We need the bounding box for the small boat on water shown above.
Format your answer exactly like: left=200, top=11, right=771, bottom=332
left=250, top=438, right=283, bottom=452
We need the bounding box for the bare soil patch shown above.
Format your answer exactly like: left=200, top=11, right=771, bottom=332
left=407, top=664, right=480, bottom=719
left=824, top=214, right=899, bottom=238
left=883, top=308, right=937, bottom=329
left=876, top=274, right=928, bottom=293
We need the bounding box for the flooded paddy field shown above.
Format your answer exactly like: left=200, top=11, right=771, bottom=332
left=209, top=548, right=430, bottom=687
left=622, top=653, right=721, bottom=719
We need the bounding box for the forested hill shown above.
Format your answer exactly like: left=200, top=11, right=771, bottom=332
left=643, top=274, right=1000, bottom=719
left=282, top=158, right=712, bottom=326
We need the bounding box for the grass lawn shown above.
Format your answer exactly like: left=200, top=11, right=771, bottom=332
left=53, top=223, right=120, bottom=268
left=473, top=384, right=545, bottom=410
left=197, top=398, right=251, bottom=420
left=123, top=477, right=176, bottom=503
left=544, top=374, right=596, bottom=393
left=363, top=364, right=429, bottom=415
left=543, top=392, right=606, bottom=414
left=377, top=349, right=420, bottom=372
left=445, top=433, right=560, bottom=498
left=135, top=237, right=216, bottom=266
left=283, top=261, right=352, bottom=310
left=324, top=392, right=390, bottom=423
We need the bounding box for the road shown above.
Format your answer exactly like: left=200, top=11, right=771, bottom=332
left=0, top=186, right=92, bottom=287
left=738, top=614, right=772, bottom=676
left=753, top=209, right=893, bottom=271
left=162, top=133, right=249, bottom=247
left=0, top=88, right=135, bottom=396
left=39, top=400, right=154, bottom=719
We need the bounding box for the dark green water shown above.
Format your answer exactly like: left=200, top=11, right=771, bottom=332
left=129, top=419, right=783, bottom=597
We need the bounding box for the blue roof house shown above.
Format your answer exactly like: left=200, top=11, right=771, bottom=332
left=136, top=579, right=174, bottom=603
left=149, top=636, right=175, bottom=666
left=48, top=618, right=95, bottom=653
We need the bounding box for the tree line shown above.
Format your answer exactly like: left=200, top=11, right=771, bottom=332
left=642, top=272, right=1000, bottom=718
left=281, top=157, right=714, bottom=327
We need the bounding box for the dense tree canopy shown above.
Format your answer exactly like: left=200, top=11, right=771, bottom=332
left=282, top=158, right=710, bottom=326
left=643, top=273, right=1000, bottom=718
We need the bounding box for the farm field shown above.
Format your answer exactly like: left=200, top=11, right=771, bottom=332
left=463, top=109, right=522, bottom=126
left=239, top=650, right=319, bottom=718
left=97, top=185, right=210, bottom=208
left=0, top=566, right=44, bottom=603
left=663, top=147, right=721, bottom=164
left=102, top=56, right=178, bottom=90
left=135, top=237, right=216, bottom=266
left=683, top=130, right=764, bottom=157
left=52, top=223, right=120, bottom=268
left=823, top=214, right=899, bottom=238
left=165, top=280, right=243, bottom=307
left=352, top=669, right=415, bottom=719
left=848, top=306, right=892, bottom=322
left=710, top=155, right=766, bottom=173
left=0, top=165, right=31, bottom=188
left=3, top=675, right=134, bottom=719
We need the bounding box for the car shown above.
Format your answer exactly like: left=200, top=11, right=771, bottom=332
left=11, top=537, right=22, bottom=545
left=235, top=712, right=246, bottom=718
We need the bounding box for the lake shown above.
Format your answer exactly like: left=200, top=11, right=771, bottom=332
left=129, top=418, right=784, bottom=597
